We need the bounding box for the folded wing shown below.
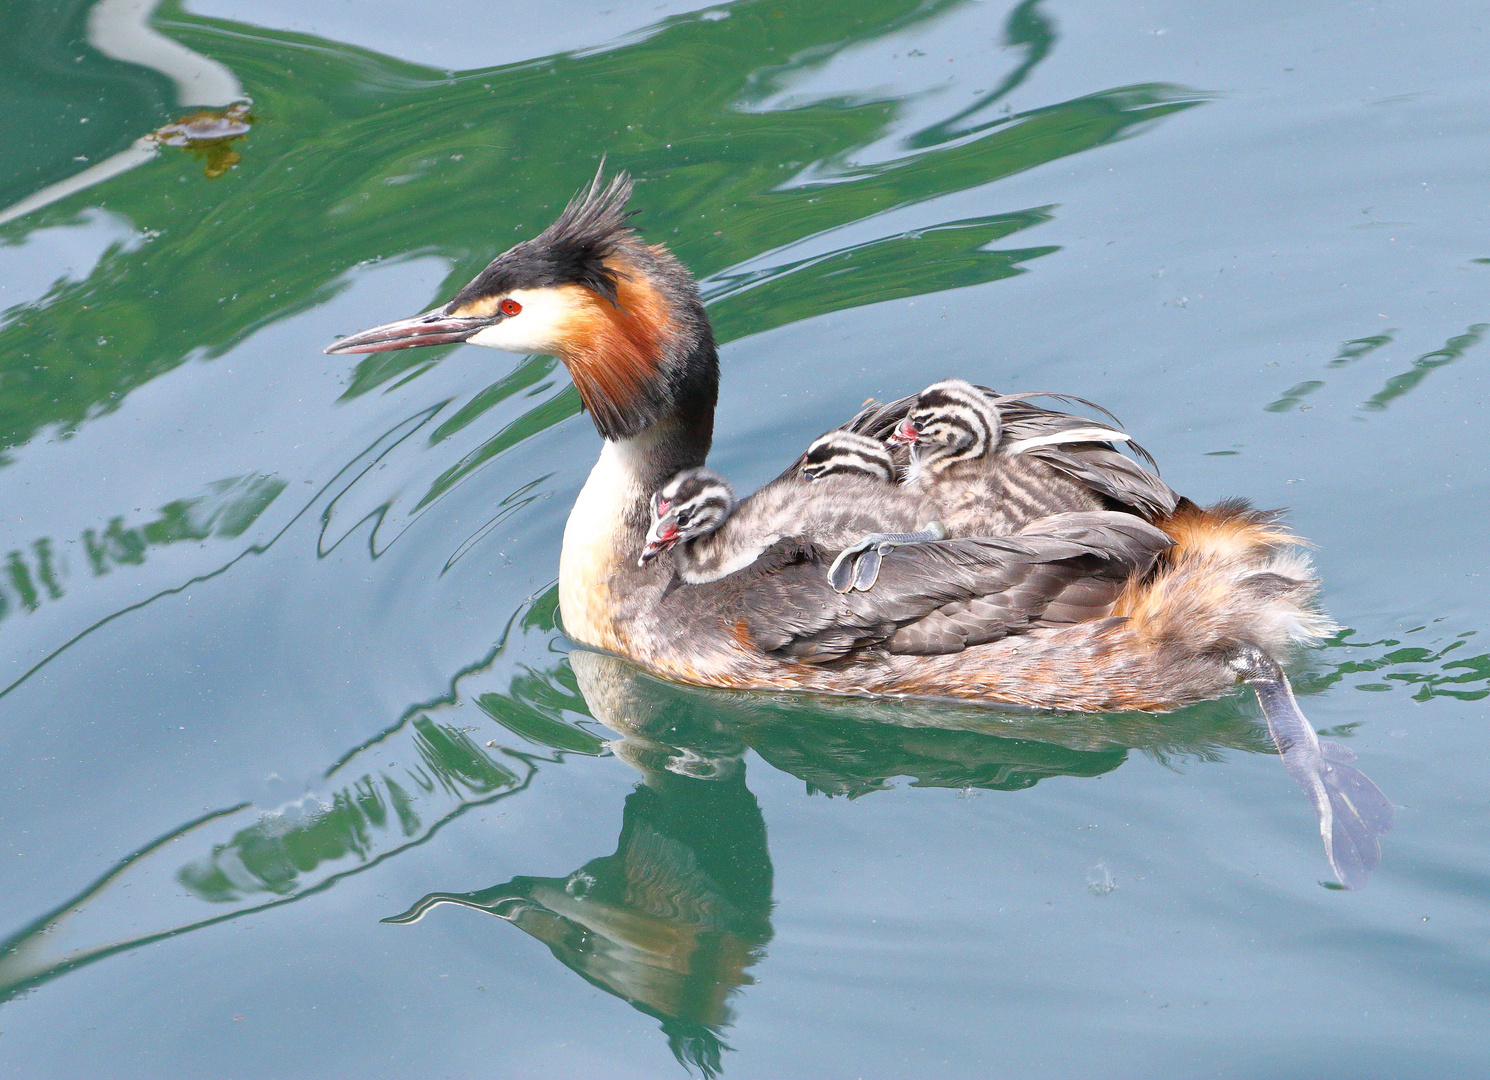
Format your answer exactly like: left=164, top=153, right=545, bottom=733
left=678, top=511, right=1173, bottom=664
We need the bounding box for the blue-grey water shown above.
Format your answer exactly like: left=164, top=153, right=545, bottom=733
left=2, top=0, right=1488, bottom=1076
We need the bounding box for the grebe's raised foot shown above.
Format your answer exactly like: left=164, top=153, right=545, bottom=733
left=326, top=170, right=1391, bottom=888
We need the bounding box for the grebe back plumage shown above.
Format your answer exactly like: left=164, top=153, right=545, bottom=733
left=874, top=378, right=1179, bottom=532
left=641, top=432, right=943, bottom=585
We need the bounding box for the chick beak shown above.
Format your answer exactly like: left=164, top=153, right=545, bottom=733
left=638, top=522, right=679, bottom=565
left=324, top=307, right=489, bottom=354
left=890, top=418, right=921, bottom=445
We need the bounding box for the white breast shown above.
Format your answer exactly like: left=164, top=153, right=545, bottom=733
left=558, top=435, right=652, bottom=649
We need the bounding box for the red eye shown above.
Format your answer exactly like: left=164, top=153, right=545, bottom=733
left=499, top=298, right=522, bottom=317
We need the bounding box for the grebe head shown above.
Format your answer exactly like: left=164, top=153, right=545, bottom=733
left=798, top=430, right=895, bottom=483
left=639, top=468, right=736, bottom=564
left=889, top=378, right=1000, bottom=476
left=326, top=169, right=718, bottom=443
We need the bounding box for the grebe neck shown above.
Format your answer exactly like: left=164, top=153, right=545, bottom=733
left=558, top=335, right=717, bottom=650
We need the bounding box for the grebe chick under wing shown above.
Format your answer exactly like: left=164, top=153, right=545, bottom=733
left=642, top=431, right=948, bottom=591
left=850, top=378, right=1180, bottom=525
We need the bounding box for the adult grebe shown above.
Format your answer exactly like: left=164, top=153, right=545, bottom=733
left=326, top=170, right=1391, bottom=886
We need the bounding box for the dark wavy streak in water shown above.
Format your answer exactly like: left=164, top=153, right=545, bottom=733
left=7, top=587, right=1460, bottom=1015
left=0, top=592, right=565, bottom=1000
left=1265, top=324, right=1488, bottom=414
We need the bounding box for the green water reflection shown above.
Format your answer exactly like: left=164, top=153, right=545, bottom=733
left=0, top=0, right=1202, bottom=457
left=1266, top=324, right=1488, bottom=414
left=0, top=473, right=282, bottom=623
left=0, top=0, right=175, bottom=204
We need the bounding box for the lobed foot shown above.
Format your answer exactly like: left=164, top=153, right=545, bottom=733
left=1229, top=642, right=1394, bottom=890
left=828, top=522, right=948, bottom=593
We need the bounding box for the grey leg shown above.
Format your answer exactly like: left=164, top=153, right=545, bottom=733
left=828, top=521, right=948, bottom=593
left=1228, top=642, right=1393, bottom=889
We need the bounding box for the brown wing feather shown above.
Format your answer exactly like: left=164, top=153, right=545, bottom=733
left=884, top=512, right=1173, bottom=655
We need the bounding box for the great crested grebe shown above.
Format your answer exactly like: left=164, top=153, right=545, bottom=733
left=326, top=169, right=1391, bottom=886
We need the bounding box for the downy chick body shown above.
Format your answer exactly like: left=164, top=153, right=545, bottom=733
left=893, top=379, right=1116, bottom=534
left=642, top=431, right=940, bottom=584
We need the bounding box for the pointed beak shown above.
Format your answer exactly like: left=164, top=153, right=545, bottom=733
left=638, top=522, right=679, bottom=565
left=890, top=418, right=921, bottom=445
left=324, top=307, right=490, bottom=355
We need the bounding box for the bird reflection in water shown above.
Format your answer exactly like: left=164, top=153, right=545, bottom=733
left=386, top=652, right=774, bottom=1078
left=385, top=649, right=1393, bottom=1074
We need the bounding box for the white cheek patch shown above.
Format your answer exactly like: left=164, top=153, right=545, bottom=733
left=465, top=287, right=576, bottom=354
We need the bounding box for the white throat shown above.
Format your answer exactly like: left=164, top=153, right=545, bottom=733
left=558, top=433, right=660, bottom=650
left=904, top=443, right=926, bottom=485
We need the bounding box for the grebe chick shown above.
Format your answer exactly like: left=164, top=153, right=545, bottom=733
left=858, top=381, right=1180, bottom=524
left=893, top=378, right=1004, bottom=481
left=798, top=429, right=950, bottom=589
left=639, top=468, right=736, bottom=571
left=797, top=429, right=896, bottom=483
left=885, top=378, right=1176, bottom=531
left=641, top=434, right=945, bottom=587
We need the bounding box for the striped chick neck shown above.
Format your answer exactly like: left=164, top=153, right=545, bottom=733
left=641, top=467, right=737, bottom=567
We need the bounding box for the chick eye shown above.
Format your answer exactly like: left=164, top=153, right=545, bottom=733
left=499, top=298, right=522, bottom=317
left=676, top=512, right=692, bottom=527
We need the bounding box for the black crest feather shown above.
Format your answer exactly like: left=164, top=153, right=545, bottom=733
left=449, top=168, right=638, bottom=308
